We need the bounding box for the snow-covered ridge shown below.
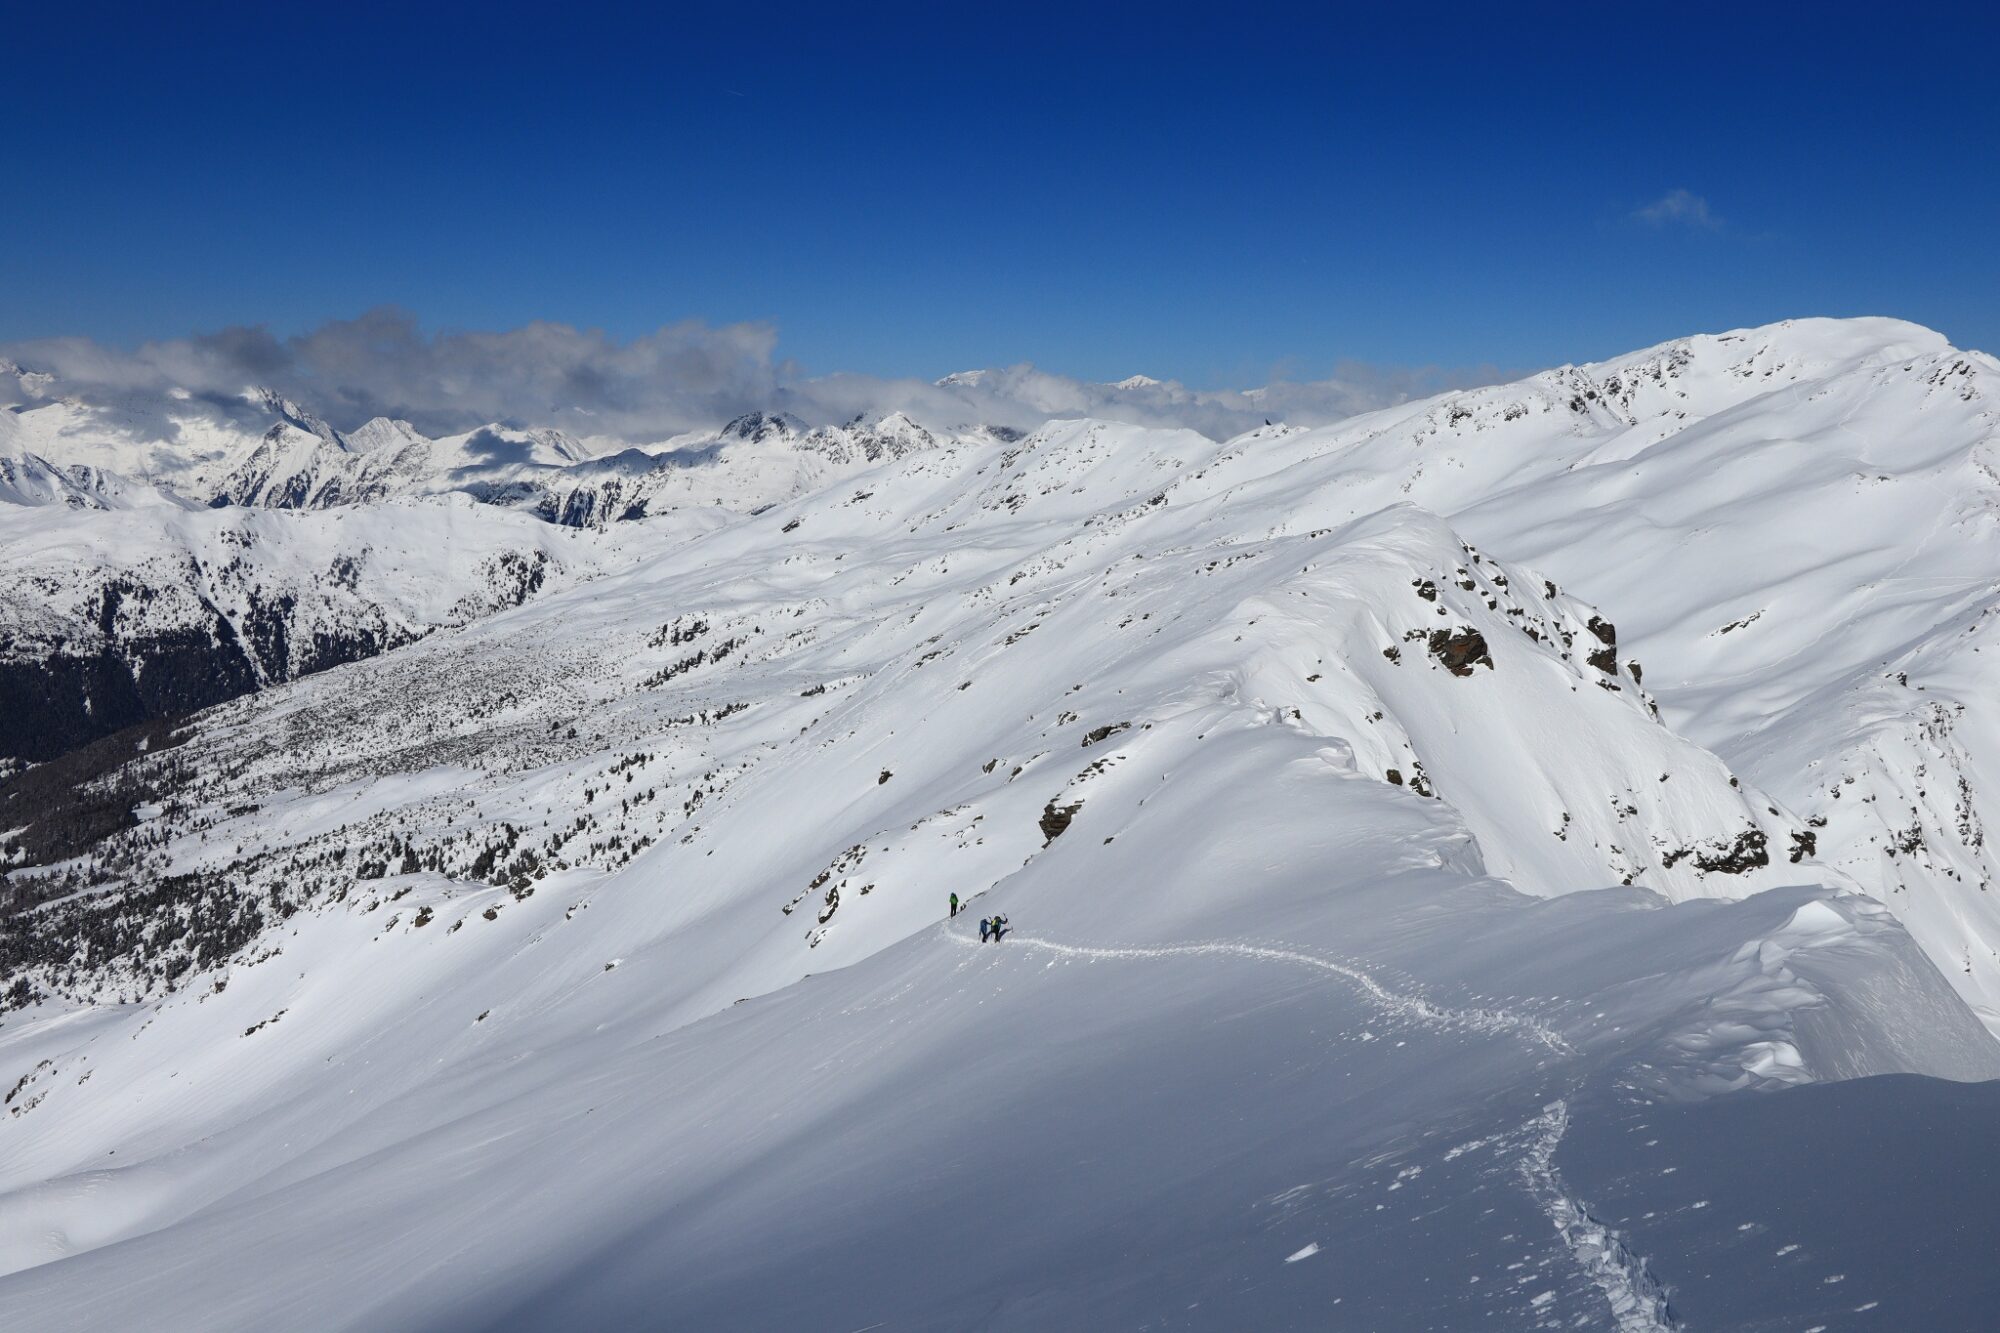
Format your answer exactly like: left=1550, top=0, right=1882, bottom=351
left=3, top=316, right=2000, bottom=1327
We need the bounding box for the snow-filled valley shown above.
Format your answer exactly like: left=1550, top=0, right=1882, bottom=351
left=5, top=317, right=2000, bottom=1329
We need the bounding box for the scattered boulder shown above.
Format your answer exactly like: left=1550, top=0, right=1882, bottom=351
left=1427, top=628, right=1494, bottom=676
left=1573, top=614, right=1616, bottom=674
left=1040, top=799, right=1082, bottom=845
left=1663, top=827, right=1769, bottom=875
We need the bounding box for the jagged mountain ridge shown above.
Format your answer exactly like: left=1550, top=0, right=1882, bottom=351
left=4, top=357, right=1019, bottom=526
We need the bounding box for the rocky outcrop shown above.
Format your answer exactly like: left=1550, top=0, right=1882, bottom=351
left=1427, top=627, right=1494, bottom=676
left=1040, top=799, right=1082, bottom=844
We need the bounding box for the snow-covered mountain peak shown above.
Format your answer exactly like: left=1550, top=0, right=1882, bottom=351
left=343, top=416, right=427, bottom=453
left=717, top=408, right=809, bottom=442
left=429, top=422, right=586, bottom=468
left=0, top=358, right=55, bottom=400
left=0, top=447, right=105, bottom=510
left=248, top=386, right=345, bottom=448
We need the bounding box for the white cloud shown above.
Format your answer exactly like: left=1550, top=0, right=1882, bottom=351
left=1632, top=188, right=1721, bottom=231
left=1, top=308, right=1507, bottom=444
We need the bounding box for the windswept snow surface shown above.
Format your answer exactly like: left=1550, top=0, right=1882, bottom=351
left=3, top=318, right=2000, bottom=1328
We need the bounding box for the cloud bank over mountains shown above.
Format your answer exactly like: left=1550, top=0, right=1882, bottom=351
left=1, top=308, right=1506, bottom=445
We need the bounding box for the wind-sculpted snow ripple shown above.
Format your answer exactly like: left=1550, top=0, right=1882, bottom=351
left=948, top=925, right=1573, bottom=1055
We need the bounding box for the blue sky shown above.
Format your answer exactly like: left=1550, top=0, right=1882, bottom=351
left=4, top=1, right=1995, bottom=386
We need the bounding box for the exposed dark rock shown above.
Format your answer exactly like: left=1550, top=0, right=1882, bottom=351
left=1789, top=830, right=1818, bottom=863
left=1427, top=627, right=1494, bottom=676
left=1039, top=799, right=1082, bottom=845
left=1663, top=828, right=1769, bottom=875
left=1081, top=722, right=1129, bottom=747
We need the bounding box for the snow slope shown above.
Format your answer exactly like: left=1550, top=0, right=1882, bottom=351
left=0, top=493, right=700, bottom=770
left=3, top=317, right=2000, bottom=1328
left=1134, top=318, right=2000, bottom=1022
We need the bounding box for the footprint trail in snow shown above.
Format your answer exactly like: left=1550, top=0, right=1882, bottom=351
left=948, top=922, right=1693, bottom=1330
left=948, top=925, right=1571, bottom=1053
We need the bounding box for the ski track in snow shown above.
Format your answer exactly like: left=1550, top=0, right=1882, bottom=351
left=947, top=924, right=1573, bottom=1054
left=951, top=925, right=1688, bottom=1329
left=1516, top=1101, right=1678, bottom=1333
